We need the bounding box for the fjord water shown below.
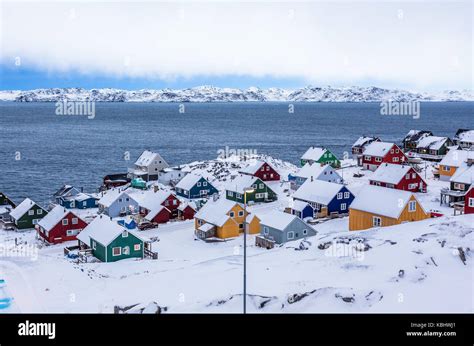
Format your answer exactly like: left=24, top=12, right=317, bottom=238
left=0, top=102, right=472, bottom=204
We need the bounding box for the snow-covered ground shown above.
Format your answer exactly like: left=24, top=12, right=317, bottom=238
left=0, top=157, right=472, bottom=313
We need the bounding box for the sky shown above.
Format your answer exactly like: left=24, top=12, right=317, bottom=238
left=0, top=0, right=472, bottom=91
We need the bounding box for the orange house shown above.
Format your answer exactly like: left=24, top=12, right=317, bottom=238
left=194, top=198, right=260, bottom=240
left=438, top=149, right=469, bottom=181
left=349, top=185, right=429, bottom=231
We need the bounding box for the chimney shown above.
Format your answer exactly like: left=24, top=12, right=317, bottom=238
left=311, top=176, right=314, bottom=182
left=154, top=185, right=159, bottom=193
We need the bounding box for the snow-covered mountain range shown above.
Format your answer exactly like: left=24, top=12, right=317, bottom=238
left=0, top=86, right=472, bottom=102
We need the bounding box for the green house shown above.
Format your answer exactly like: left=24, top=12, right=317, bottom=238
left=0, top=192, right=16, bottom=208
left=225, top=175, right=277, bottom=204
left=300, top=147, right=340, bottom=168
left=9, top=198, right=47, bottom=229
left=77, top=215, right=147, bottom=262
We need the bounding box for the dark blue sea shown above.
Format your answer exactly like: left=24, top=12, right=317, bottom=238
left=0, top=102, right=472, bottom=204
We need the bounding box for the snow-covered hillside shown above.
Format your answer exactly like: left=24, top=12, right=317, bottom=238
left=1, top=86, right=472, bottom=102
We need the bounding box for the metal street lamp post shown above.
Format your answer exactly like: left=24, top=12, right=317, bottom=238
left=243, top=186, right=255, bottom=314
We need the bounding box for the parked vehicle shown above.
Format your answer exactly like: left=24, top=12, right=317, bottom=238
left=138, top=221, right=158, bottom=230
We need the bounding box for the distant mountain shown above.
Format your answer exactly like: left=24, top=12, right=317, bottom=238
left=0, top=85, right=472, bottom=102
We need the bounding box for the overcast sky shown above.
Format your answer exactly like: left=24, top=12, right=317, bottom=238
left=0, top=0, right=472, bottom=91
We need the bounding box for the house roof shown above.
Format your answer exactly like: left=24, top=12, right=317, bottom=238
left=293, top=162, right=337, bottom=180
left=363, top=142, right=395, bottom=157
left=259, top=210, right=298, bottom=230
left=135, top=150, right=163, bottom=167
left=226, top=175, right=264, bottom=194
left=37, top=205, right=80, bottom=231
left=9, top=198, right=40, bottom=220
left=293, top=179, right=347, bottom=205
left=450, top=165, right=474, bottom=185
left=77, top=215, right=146, bottom=247
left=301, top=147, right=327, bottom=161
left=73, top=193, right=98, bottom=202
left=439, top=149, right=469, bottom=167
left=178, top=200, right=197, bottom=211
left=352, top=136, right=379, bottom=148
left=53, top=185, right=75, bottom=197
left=131, top=189, right=172, bottom=211
left=454, top=129, right=474, bottom=143
left=194, top=198, right=239, bottom=227
left=350, top=185, right=426, bottom=219
left=289, top=199, right=311, bottom=212
left=175, top=174, right=205, bottom=191
left=370, top=163, right=415, bottom=185
left=415, top=136, right=449, bottom=150
left=402, top=130, right=432, bottom=143
left=240, top=160, right=276, bottom=175
left=98, top=188, right=132, bottom=207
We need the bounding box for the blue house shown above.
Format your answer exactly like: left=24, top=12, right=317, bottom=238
left=98, top=188, right=141, bottom=217
left=175, top=174, right=218, bottom=199
left=58, top=193, right=99, bottom=209
left=289, top=163, right=342, bottom=191
left=291, top=179, right=354, bottom=218
left=53, top=185, right=81, bottom=204
left=259, top=210, right=317, bottom=244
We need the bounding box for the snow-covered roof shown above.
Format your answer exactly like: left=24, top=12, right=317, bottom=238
left=293, top=179, right=347, bottom=205
left=0, top=205, right=12, bottom=214
left=175, top=174, right=204, bottom=190
left=403, top=130, right=432, bottom=143
left=178, top=200, right=197, bottom=211
left=98, top=188, right=134, bottom=208
left=77, top=215, right=146, bottom=247
left=131, top=189, right=171, bottom=211
left=456, top=129, right=474, bottom=143
left=301, top=147, right=327, bottom=161
left=363, top=142, right=395, bottom=157
left=350, top=185, right=426, bottom=219
left=194, top=198, right=239, bottom=227
left=450, top=165, right=474, bottom=185
left=239, top=160, right=275, bottom=175
left=259, top=210, right=297, bottom=230
left=439, top=149, right=469, bottom=167
left=352, top=136, right=378, bottom=148
left=226, top=175, right=263, bottom=194
left=145, top=205, right=168, bottom=220
left=370, top=163, right=415, bottom=185
left=73, top=193, right=98, bottom=202
left=37, top=205, right=79, bottom=231
left=416, top=136, right=449, bottom=150
left=10, top=198, right=39, bottom=220
left=293, top=162, right=336, bottom=179
left=197, top=223, right=215, bottom=232
left=289, top=199, right=311, bottom=212
left=134, top=150, right=163, bottom=167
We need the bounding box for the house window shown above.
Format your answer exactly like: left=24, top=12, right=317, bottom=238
left=337, top=192, right=343, bottom=199
left=32, top=219, right=40, bottom=225
left=112, top=247, right=122, bottom=256
left=408, top=183, right=418, bottom=190
left=239, top=223, right=244, bottom=229
left=454, top=183, right=465, bottom=190
left=197, top=182, right=201, bottom=187
left=364, top=155, right=371, bottom=161
left=72, top=218, right=78, bottom=225
left=344, top=192, right=350, bottom=199
left=412, top=173, right=416, bottom=179
left=92, top=241, right=96, bottom=250
left=66, top=229, right=78, bottom=236
left=94, top=200, right=98, bottom=206
left=405, top=174, right=410, bottom=180
left=37, top=209, right=43, bottom=215
left=263, top=226, right=269, bottom=235
left=266, top=166, right=270, bottom=171
left=373, top=216, right=382, bottom=227
left=390, top=149, right=394, bottom=154
left=228, top=191, right=234, bottom=197
left=443, top=166, right=450, bottom=172
left=71, top=201, right=75, bottom=208
left=203, top=181, right=207, bottom=186
left=270, top=174, right=274, bottom=178
left=395, top=149, right=399, bottom=153
left=125, top=198, right=130, bottom=202
left=122, top=230, right=128, bottom=237
left=134, top=244, right=141, bottom=251
left=287, top=231, right=295, bottom=240
left=229, top=211, right=235, bottom=218
left=340, top=203, right=347, bottom=211
left=123, top=246, right=130, bottom=255
left=28, top=209, right=34, bottom=216
left=173, top=200, right=177, bottom=205
left=469, top=198, right=474, bottom=207
left=252, top=184, right=257, bottom=189
left=303, top=229, right=308, bottom=235
left=118, top=198, right=123, bottom=203
left=408, top=201, right=416, bottom=212
left=83, top=201, right=87, bottom=207
left=393, top=157, right=399, bottom=162
left=236, top=193, right=242, bottom=199
left=62, top=219, right=68, bottom=226
left=238, top=210, right=244, bottom=217
left=375, top=157, right=382, bottom=162
left=259, top=184, right=264, bottom=189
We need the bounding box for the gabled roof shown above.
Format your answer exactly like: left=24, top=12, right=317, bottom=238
left=194, top=198, right=240, bottom=227
left=450, top=165, right=474, bottom=185
left=134, top=150, right=166, bottom=167
left=175, top=174, right=206, bottom=191
left=98, top=188, right=137, bottom=208
left=352, top=136, right=380, bottom=148
left=226, top=175, right=266, bottom=194
left=37, top=205, right=82, bottom=231
left=131, top=189, right=172, bottom=211
left=363, top=142, right=396, bottom=157
left=454, top=129, right=474, bottom=143
left=293, top=162, right=337, bottom=180
left=370, top=163, right=416, bottom=185
left=350, top=185, right=426, bottom=219
left=53, top=185, right=77, bottom=197
left=9, top=198, right=42, bottom=220
left=289, top=199, right=311, bottom=212
left=301, top=147, right=327, bottom=161
left=402, top=130, right=432, bottom=143
left=439, top=149, right=469, bottom=167
left=178, top=200, right=197, bottom=211
left=73, top=193, right=98, bottom=202
left=77, top=215, right=146, bottom=247
left=259, top=210, right=297, bottom=230
left=416, top=136, right=450, bottom=150
left=293, top=179, right=347, bottom=205
left=239, top=160, right=276, bottom=175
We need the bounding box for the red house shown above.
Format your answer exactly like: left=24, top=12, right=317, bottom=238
left=362, top=142, right=407, bottom=171
left=36, top=205, right=88, bottom=244
left=464, top=187, right=474, bottom=214
left=178, top=202, right=197, bottom=220
left=239, top=160, right=280, bottom=181
left=370, top=163, right=427, bottom=192
left=136, top=189, right=181, bottom=224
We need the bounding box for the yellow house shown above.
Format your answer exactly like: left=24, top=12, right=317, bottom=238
left=349, top=185, right=430, bottom=231
left=438, top=149, right=469, bottom=181
left=194, top=198, right=260, bottom=240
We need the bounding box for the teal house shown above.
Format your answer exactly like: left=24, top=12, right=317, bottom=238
left=175, top=174, right=218, bottom=199
left=9, top=198, right=48, bottom=230
left=225, top=175, right=277, bottom=204
left=300, top=147, right=341, bottom=168
left=77, top=215, right=149, bottom=262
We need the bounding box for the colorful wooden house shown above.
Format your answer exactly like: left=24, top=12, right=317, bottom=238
left=402, top=130, right=433, bottom=151
left=369, top=163, right=427, bottom=192
left=412, top=136, right=453, bottom=161
left=464, top=187, right=474, bottom=214
left=102, top=173, right=130, bottom=190
left=129, top=150, right=169, bottom=181
left=438, top=149, right=469, bottom=181
left=77, top=215, right=148, bottom=262
left=361, top=142, right=407, bottom=171
left=58, top=192, right=99, bottom=209
left=289, top=162, right=342, bottom=190
left=175, top=174, right=218, bottom=199
left=9, top=198, right=48, bottom=230
left=352, top=136, right=381, bottom=165
left=130, top=178, right=147, bottom=190
left=440, top=164, right=474, bottom=206
left=0, top=192, right=16, bottom=223
left=291, top=179, right=354, bottom=218
left=300, top=147, right=340, bottom=168
left=0, top=192, right=16, bottom=208
left=36, top=205, right=88, bottom=244
left=97, top=188, right=140, bottom=217
left=239, top=160, right=281, bottom=181
left=225, top=175, right=277, bottom=204
left=158, top=166, right=189, bottom=186
left=349, top=185, right=429, bottom=231
left=453, top=129, right=474, bottom=149
left=177, top=201, right=197, bottom=220
left=133, top=189, right=181, bottom=223
left=53, top=185, right=81, bottom=204
left=259, top=210, right=317, bottom=244
left=194, top=198, right=260, bottom=240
